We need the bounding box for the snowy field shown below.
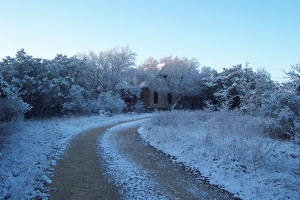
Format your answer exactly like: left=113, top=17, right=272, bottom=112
left=138, top=110, right=300, bottom=200
left=1, top=110, right=299, bottom=200
left=0, top=113, right=151, bottom=200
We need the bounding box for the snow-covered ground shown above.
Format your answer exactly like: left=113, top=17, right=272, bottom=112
left=1, top=110, right=299, bottom=200
left=0, top=113, right=151, bottom=200
left=138, top=110, right=300, bottom=200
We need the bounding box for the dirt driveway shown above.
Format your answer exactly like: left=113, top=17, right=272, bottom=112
left=49, top=125, right=119, bottom=200
left=49, top=120, right=236, bottom=199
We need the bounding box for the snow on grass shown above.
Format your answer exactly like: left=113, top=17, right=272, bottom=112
left=0, top=113, right=152, bottom=200
left=138, top=110, right=300, bottom=200
left=98, top=119, right=170, bottom=200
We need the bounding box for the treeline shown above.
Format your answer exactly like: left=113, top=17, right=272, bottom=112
left=138, top=57, right=300, bottom=141
left=0, top=47, right=299, bottom=141
left=0, top=47, right=140, bottom=119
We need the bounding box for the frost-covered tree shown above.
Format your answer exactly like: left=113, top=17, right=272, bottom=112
left=197, top=67, right=219, bottom=109
left=62, top=85, right=90, bottom=114
left=202, top=65, right=246, bottom=111
left=0, top=49, right=44, bottom=117
left=202, top=65, right=276, bottom=112
left=240, top=68, right=276, bottom=112
left=89, top=92, right=126, bottom=114
left=78, top=46, right=142, bottom=112
left=119, top=67, right=144, bottom=111
left=201, top=63, right=299, bottom=141
left=0, top=49, right=43, bottom=81
left=0, top=50, right=91, bottom=117
left=254, top=64, right=300, bottom=141
left=38, top=54, right=90, bottom=116
left=259, top=83, right=300, bottom=140
left=0, top=75, right=31, bottom=121
left=285, top=63, right=300, bottom=93
left=137, top=57, right=160, bottom=81
left=81, top=46, right=136, bottom=93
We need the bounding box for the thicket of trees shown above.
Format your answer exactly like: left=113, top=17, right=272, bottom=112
left=0, top=47, right=299, bottom=141
left=0, top=47, right=141, bottom=119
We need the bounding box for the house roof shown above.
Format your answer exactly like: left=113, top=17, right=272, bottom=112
left=156, top=63, right=166, bottom=70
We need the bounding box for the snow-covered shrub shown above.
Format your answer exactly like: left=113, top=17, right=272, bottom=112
left=213, top=86, right=237, bottom=111
left=0, top=95, right=31, bottom=122
left=0, top=76, right=31, bottom=122
left=260, top=88, right=300, bottom=140
left=131, top=100, right=147, bottom=113
left=62, top=85, right=90, bottom=114
left=99, top=109, right=113, bottom=116
left=89, top=92, right=126, bottom=114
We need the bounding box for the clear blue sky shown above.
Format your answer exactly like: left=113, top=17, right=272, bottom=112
left=1, top=0, right=299, bottom=82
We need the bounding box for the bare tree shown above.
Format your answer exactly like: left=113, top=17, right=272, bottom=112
left=81, top=46, right=136, bottom=93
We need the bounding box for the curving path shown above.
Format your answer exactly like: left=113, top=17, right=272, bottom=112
left=49, top=119, right=236, bottom=200
left=49, top=125, right=119, bottom=200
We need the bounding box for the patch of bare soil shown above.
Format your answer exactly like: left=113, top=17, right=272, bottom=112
left=49, top=126, right=119, bottom=200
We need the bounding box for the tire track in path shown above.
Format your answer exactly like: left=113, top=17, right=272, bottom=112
left=49, top=125, right=119, bottom=200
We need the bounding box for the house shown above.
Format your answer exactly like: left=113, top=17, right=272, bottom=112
left=141, top=87, right=178, bottom=110
left=138, top=63, right=179, bottom=110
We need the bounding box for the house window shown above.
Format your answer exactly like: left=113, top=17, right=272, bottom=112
left=154, top=91, right=158, bottom=104
left=168, top=93, right=172, bottom=104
